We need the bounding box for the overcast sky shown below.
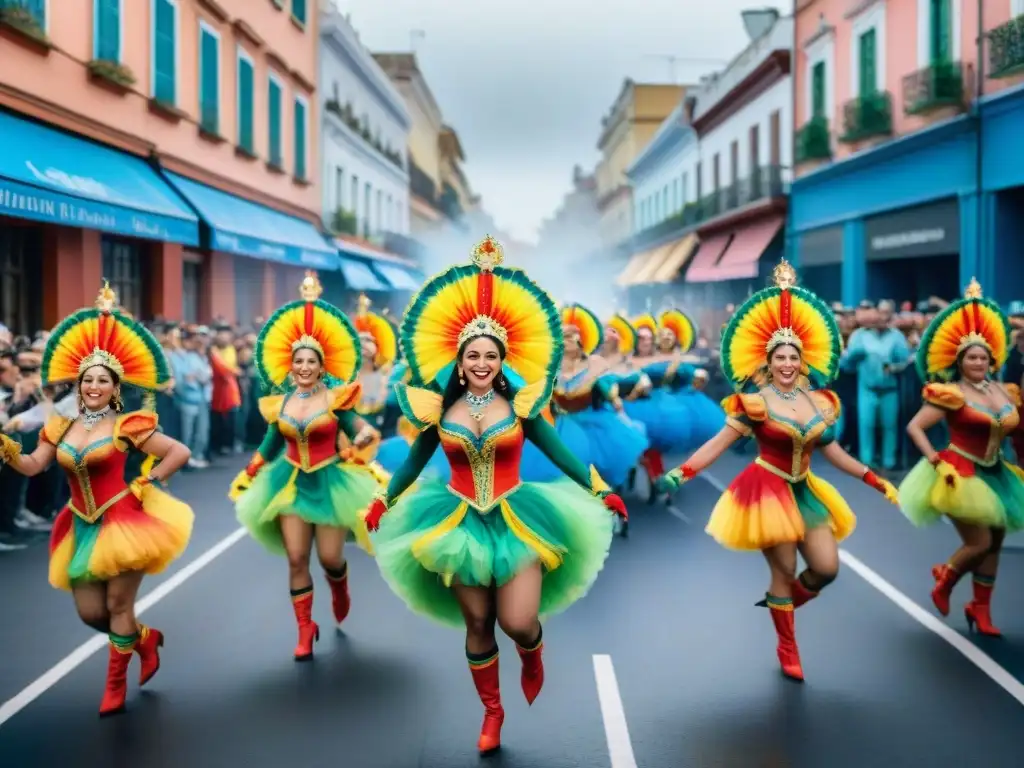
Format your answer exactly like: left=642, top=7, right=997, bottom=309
left=336, top=0, right=788, bottom=243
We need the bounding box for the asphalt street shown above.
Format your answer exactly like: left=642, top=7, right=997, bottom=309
left=1, top=452, right=1024, bottom=767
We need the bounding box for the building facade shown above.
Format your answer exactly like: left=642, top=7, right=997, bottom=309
left=0, top=0, right=338, bottom=330
left=790, top=0, right=1024, bottom=306
left=594, top=80, right=686, bottom=248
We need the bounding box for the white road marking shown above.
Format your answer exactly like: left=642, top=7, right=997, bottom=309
left=0, top=527, right=248, bottom=727
left=696, top=472, right=1024, bottom=707
left=593, top=654, right=638, bottom=768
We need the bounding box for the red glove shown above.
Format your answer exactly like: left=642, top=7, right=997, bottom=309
left=245, top=453, right=266, bottom=478
left=365, top=497, right=388, bottom=532
left=601, top=492, right=628, bottom=520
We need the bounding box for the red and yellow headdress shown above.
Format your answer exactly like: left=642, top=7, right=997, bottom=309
left=631, top=313, right=658, bottom=337
left=605, top=313, right=637, bottom=355
left=42, top=282, right=171, bottom=390
left=721, top=259, right=841, bottom=391
left=399, top=235, right=561, bottom=416
left=254, top=271, right=361, bottom=393
left=659, top=309, right=698, bottom=353
left=353, top=294, right=398, bottom=368
left=561, top=303, right=603, bottom=356
left=916, top=278, right=1009, bottom=382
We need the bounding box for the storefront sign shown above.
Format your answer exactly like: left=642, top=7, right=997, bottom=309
left=211, top=229, right=338, bottom=269
left=865, top=199, right=959, bottom=260
left=798, top=226, right=843, bottom=266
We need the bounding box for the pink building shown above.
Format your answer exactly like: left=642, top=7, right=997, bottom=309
left=0, top=0, right=330, bottom=330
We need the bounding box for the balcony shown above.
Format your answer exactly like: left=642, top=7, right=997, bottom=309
left=839, top=91, right=893, bottom=143
left=409, top=160, right=438, bottom=208
left=988, top=15, right=1024, bottom=79
left=903, top=60, right=967, bottom=115
left=795, top=116, right=831, bottom=163
left=440, top=182, right=464, bottom=223
left=382, top=231, right=428, bottom=264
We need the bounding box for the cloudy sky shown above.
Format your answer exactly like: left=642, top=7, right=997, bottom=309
left=337, top=0, right=788, bottom=242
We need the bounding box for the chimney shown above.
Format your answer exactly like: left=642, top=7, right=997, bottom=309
left=741, top=8, right=779, bottom=41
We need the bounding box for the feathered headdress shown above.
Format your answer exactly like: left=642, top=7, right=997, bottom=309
left=605, top=313, right=637, bottom=355
left=917, top=278, right=1010, bottom=382
left=720, top=259, right=841, bottom=391
left=399, top=235, right=561, bottom=413
left=353, top=294, right=398, bottom=368
left=42, top=282, right=171, bottom=390
left=631, top=313, right=658, bottom=337
left=561, top=303, right=603, bottom=356
left=254, top=271, right=361, bottom=393
left=659, top=309, right=698, bottom=353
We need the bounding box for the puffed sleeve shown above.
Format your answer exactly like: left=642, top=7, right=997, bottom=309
left=257, top=394, right=285, bottom=424
left=809, top=389, right=842, bottom=445
left=922, top=383, right=965, bottom=411
left=115, top=410, right=159, bottom=449
left=721, top=393, right=767, bottom=437
left=329, top=382, right=362, bottom=412
left=1004, top=383, right=1022, bottom=408
left=394, top=384, right=443, bottom=431
left=39, top=414, right=74, bottom=446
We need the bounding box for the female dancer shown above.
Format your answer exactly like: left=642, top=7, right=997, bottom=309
left=229, top=273, right=382, bottom=658
left=899, top=279, right=1024, bottom=635
left=354, top=293, right=398, bottom=433
left=0, top=283, right=193, bottom=715
left=659, top=261, right=897, bottom=681
left=364, top=237, right=626, bottom=754
left=655, top=309, right=725, bottom=445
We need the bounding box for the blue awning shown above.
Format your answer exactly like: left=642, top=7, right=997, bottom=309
left=0, top=111, right=198, bottom=244
left=164, top=172, right=339, bottom=270
left=339, top=256, right=388, bottom=290
left=372, top=261, right=422, bottom=291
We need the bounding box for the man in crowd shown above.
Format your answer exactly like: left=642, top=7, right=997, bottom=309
left=169, top=327, right=212, bottom=470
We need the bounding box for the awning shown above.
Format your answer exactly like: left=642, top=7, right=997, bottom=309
left=686, top=215, right=784, bottom=283
left=0, top=111, right=198, bottom=244
left=339, top=256, right=389, bottom=291
left=164, top=172, right=339, bottom=269
left=333, top=236, right=424, bottom=291
left=650, top=233, right=699, bottom=283
left=615, top=249, right=654, bottom=286
left=372, top=262, right=421, bottom=290
left=630, top=241, right=677, bottom=284
left=683, top=233, right=733, bottom=283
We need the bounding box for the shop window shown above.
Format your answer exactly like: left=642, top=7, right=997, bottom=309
left=94, top=0, right=121, bottom=62
left=294, top=95, right=308, bottom=180
left=152, top=0, right=177, bottom=105
left=859, top=28, right=877, bottom=96
left=101, top=237, right=146, bottom=319
left=182, top=260, right=201, bottom=323
left=0, top=226, right=42, bottom=335
left=234, top=256, right=263, bottom=327
left=268, top=73, right=284, bottom=168
left=199, top=21, right=220, bottom=134
left=237, top=47, right=255, bottom=152
left=929, top=0, right=951, bottom=62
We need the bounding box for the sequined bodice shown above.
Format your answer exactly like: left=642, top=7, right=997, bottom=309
left=56, top=437, right=131, bottom=523
left=439, top=415, right=524, bottom=510
left=947, top=401, right=1020, bottom=466
left=278, top=408, right=341, bottom=472
left=752, top=411, right=830, bottom=482
left=553, top=369, right=598, bottom=413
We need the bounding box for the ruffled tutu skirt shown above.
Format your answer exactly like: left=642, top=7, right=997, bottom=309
left=375, top=436, right=451, bottom=482
left=705, top=462, right=856, bottom=550
left=236, top=457, right=379, bottom=555
left=372, top=479, right=615, bottom=627
left=623, top=391, right=694, bottom=454
left=48, top=484, right=194, bottom=591
left=897, top=450, right=1024, bottom=530
left=673, top=389, right=726, bottom=446
left=563, top=409, right=647, bottom=489
left=519, top=415, right=593, bottom=482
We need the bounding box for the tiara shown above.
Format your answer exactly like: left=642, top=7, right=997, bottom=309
left=291, top=334, right=324, bottom=357
left=766, top=327, right=803, bottom=353
left=957, top=331, right=991, bottom=355
left=79, top=347, right=125, bottom=377
left=458, top=315, right=509, bottom=347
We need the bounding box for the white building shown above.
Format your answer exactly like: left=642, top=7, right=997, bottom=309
left=319, top=4, right=410, bottom=240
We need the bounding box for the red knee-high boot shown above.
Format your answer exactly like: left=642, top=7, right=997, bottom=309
left=965, top=575, right=1001, bottom=637
left=134, top=624, right=164, bottom=686
left=468, top=647, right=504, bottom=754
left=930, top=563, right=961, bottom=617
left=291, top=588, right=319, bottom=661
left=325, top=563, right=351, bottom=625
left=642, top=449, right=665, bottom=480
left=99, top=633, right=136, bottom=716
left=516, top=626, right=544, bottom=705
left=766, top=596, right=803, bottom=682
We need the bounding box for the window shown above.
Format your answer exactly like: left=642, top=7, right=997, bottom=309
left=351, top=175, right=359, bottom=218
left=182, top=259, right=201, bottom=324
left=363, top=183, right=371, bottom=236
left=859, top=28, right=877, bottom=96
left=292, top=0, right=307, bottom=27
left=151, top=0, right=178, bottom=104
left=1014, top=0, right=1024, bottom=17
left=730, top=140, right=739, bottom=183
left=237, top=46, right=254, bottom=152
left=6, top=0, right=45, bottom=30
left=811, top=61, right=826, bottom=117
left=376, top=190, right=383, bottom=234
left=661, top=187, right=668, bottom=219
left=929, top=0, right=951, bottom=62
left=0, top=226, right=43, bottom=335
left=294, top=95, right=308, bottom=180
left=268, top=73, right=283, bottom=167
left=94, top=0, right=122, bottom=62
left=101, top=237, right=145, bottom=319
left=769, top=111, right=781, bottom=164
left=198, top=22, right=220, bottom=134
left=681, top=172, right=688, bottom=205
left=335, top=167, right=344, bottom=210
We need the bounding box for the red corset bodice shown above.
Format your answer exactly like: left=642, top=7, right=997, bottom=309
left=278, top=410, right=342, bottom=472
left=551, top=390, right=592, bottom=414
left=439, top=415, right=524, bottom=510
left=750, top=413, right=830, bottom=481
left=946, top=403, right=1019, bottom=466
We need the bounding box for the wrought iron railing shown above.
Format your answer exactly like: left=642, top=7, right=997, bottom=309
left=902, top=60, right=967, bottom=115
left=988, top=14, right=1024, bottom=79
left=795, top=116, right=831, bottom=163
left=839, top=91, right=893, bottom=143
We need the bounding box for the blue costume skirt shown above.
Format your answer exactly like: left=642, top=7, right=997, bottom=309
left=520, top=415, right=593, bottom=482
left=561, top=408, right=647, bottom=490
left=672, top=389, right=726, bottom=446
left=375, top=436, right=451, bottom=482
left=623, top=390, right=695, bottom=454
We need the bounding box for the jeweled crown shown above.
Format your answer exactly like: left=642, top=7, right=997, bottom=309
left=299, top=271, right=323, bottom=302
left=766, top=327, right=803, bottom=353
left=458, top=315, right=509, bottom=348
left=471, top=235, right=504, bottom=272
left=79, top=347, right=125, bottom=377
left=291, top=335, right=324, bottom=357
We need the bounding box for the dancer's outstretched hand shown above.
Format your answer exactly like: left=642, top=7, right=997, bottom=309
left=656, top=466, right=693, bottom=494
left=365, top=497, right=388, bottom=532
left=228, top=470, right=252, bottom=502
left=600, top=491, right=628, bottom=520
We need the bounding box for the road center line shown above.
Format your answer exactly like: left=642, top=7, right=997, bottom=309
left=592, top=654, right=638, bottom=768
left=695, top=473, right=1024, bottom=707
left=0, top=526, right=248, bottom=728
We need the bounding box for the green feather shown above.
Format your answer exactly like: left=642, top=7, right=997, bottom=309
left=915, top=296, right=1010, bottom=382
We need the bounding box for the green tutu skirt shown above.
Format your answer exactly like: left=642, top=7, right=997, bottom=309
left=372, top=479, right=615, bottom=628
left=236, top=457, right=379, bottom=555
left=898, top=453, right=1024, bottom=530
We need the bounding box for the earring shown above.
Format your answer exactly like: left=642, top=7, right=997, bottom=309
left=458, top=369, right=465, bottom=386
left=78, top=397, right=86, bottom=413
left=113, top=390, right=123, bottom=412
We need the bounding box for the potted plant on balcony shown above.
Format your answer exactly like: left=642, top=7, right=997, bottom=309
left=0, top=4, right=50, bottom=51
left=332, top=208, right=358, bottom=236
left=87, top=59, right=136, bottom=94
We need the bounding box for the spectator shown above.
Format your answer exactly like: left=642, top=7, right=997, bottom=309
left=169, top=328, right=212, bottom=469
left=209, top=323, right=242, bottom=456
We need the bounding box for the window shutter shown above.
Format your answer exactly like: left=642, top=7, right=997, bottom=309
left=859, top=29, right=876, bottom=96
left=812, top=62, right=826, bottom=117
left=292, top=0, right=307, bottom=25
left=294, top=99, right=307, bottom=179
left=238, top=57, right=254, bottom=152
left=96, top=0, right=120, bottom=61
left=268, top=80, right=282, bottom=166
left=154, top=0, right=176, bottom=104
left=200, top=29, right=219, bottom=132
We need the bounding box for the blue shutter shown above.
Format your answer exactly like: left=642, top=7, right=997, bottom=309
left=268, top=79, right=282, bottom=167
left=294, top=98, right=307, bottom=180
left=95, top=0, right=120, bottom=60
left=154, top=0, right=176, bottom=104
left=199, top=28, right=219, bottom=133
left=238, top=56, right=254, bottom=152
left=292, top=0, right=307, bottom=26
